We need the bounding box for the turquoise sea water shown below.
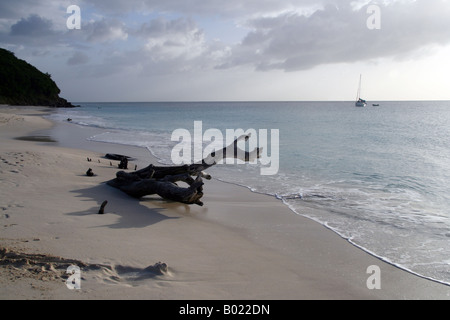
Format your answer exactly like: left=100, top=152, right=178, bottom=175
left=49, top=101, right=450, bottom=285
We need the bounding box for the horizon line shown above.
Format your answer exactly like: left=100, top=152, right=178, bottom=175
left=71, top=99, right=450, bottom=104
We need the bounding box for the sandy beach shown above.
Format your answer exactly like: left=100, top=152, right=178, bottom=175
left=0, top=105, right=449, bottom=300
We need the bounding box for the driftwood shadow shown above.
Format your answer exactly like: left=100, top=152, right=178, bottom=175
left=68, top=182, right=180, bottom=229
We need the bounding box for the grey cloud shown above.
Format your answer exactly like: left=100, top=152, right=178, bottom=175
left=0, top=14, right=63, bottom=48
left=71, top=0, right=450, bottom=75
left=3, top=0, right=449, bottom=79
left=67, top=51, right=89, bottom=65
left=0, top=0, right=47, bottom=19
left=84, top=19, right=128, bottom=43
left=10, top=14, right=54, bottom=37
left=0, top=15, right=128, bottom=51
left=130, top=16, right=213, bottom=67
left=81, top=17, right=227, bottom=78
left=221, top=0, right=450, bottom=71
left=83, top=0, right=321, bottom=16
left=134, top=17, right=199, bottom=38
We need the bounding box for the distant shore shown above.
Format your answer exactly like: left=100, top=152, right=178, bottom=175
left=0, top=105, right=449, bottom=300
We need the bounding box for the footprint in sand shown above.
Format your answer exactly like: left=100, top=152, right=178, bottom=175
left=0, top=247, right=170, bottom=287
left=96, top=262, right=170, bottom=286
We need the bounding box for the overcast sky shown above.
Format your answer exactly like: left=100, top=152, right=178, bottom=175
left=1, top=0, right=450, bottom=102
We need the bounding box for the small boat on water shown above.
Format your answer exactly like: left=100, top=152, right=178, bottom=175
left=356, top=98, right=367, bottom=107
left=372, top=104, right=380, bottom=106
left=355, top=74, right=367, bottom=107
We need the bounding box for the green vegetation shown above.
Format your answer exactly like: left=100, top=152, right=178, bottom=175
left=0, top=48, right=76, bottom=107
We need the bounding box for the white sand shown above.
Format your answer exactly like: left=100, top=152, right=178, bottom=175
left=0, top=106, right=449, bottom=300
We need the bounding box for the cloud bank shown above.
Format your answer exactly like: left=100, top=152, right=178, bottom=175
left=2, top=1, right=450, bottom=72
left=1, top=0, right=449, bottom=100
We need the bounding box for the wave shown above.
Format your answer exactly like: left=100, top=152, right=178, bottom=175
left=217, top=173, right=450, bottom=287
left=48, top=111, right=111, bottom=129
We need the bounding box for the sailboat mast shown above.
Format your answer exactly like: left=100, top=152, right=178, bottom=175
left=357, top=74, right=362, bottom=100
left=355, top=74, right=367, bottom=107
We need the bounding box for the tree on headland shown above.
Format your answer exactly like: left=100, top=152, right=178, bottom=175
left=0, top=48, right=76, bottom=107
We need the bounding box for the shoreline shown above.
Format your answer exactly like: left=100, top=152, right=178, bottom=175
left=1, top=106, right=449, bottom=300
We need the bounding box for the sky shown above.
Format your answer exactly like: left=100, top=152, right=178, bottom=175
left=1, top=0, right=450, bottom=102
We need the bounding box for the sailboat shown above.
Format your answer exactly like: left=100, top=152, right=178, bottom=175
left=355, top=74, right=367, bottom=107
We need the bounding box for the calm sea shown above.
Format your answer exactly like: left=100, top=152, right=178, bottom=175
left=49, top=101, right=450, bottom=285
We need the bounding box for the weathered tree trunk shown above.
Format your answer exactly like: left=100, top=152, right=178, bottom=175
left=107, top=133, right=261, bottom=206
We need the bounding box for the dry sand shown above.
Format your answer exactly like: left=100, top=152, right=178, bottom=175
left=0, top=105, right=449, bottom=300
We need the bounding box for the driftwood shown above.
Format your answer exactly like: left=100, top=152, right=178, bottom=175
left=98, top=200, right=108, bottom=214
left=107, top=134, right=261, bottom=206
left=118, top=157, right=128, bottom=170
left=86, top=168, right=94, bottom=176
left=105, top=154, right=135, bottom=161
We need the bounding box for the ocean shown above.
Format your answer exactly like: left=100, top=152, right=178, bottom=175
left=48, top=101, right=450, bottom=285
